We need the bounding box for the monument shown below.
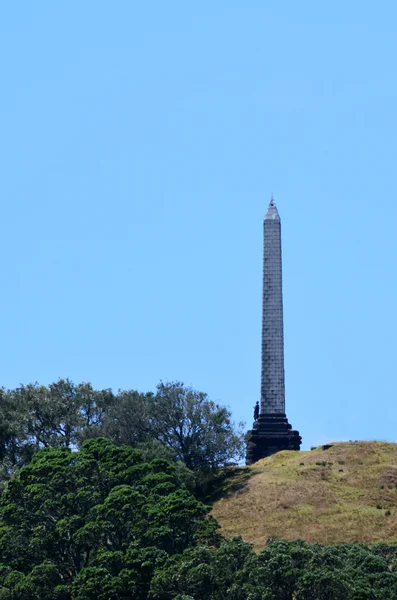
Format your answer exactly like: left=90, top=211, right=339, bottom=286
left=246, top=198, right=301, bottom=464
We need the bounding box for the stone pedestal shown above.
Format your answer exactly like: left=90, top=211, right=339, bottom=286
left=245, top=413, right=301, bottom=464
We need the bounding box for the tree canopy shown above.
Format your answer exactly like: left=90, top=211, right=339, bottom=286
left=0, top=438, right=218, bottom=599
left=0, top=379, right=245, bottom=490
left=151, top=381, right=244, bottom=470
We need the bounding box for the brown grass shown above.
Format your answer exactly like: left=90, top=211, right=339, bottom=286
left=211, top=442, right=397, bottom=548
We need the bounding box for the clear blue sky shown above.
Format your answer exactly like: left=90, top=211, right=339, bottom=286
left=1, top=2, right=396, bottom=449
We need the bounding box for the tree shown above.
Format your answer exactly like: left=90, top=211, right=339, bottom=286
left=0, top=379, right=245, bottom=489
left=13, top=379, right=115, bottom=449
left=0, top=381, right=115, bottom=488
left=0, top=388, right=28, bottom=485
left=149, top=537, right=257, bottom=600
left=0, top=438, right=219, bottom=599
left=88, top=389, right=154, bottom=447
left=149, top=538, right=397, bottom=600
left=150, top=382, right=245, bottom=470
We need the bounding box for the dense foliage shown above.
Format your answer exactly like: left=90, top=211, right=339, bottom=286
left=0, top=379, right=245, bottom=489
left=1, top=440, right=397, bottom=598
left=0, top=439, right=219, bottom=599
left=150, top=538, right=397, bottom=600
left=2, top=382, right=397, bottom=598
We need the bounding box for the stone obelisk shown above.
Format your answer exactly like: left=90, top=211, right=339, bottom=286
left=246, top=198, right=301, bottom=464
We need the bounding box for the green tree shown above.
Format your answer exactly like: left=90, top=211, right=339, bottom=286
left=0, top=388, right=28, bottom=489
left=0, top=381, right=115, bottom=488
left=149, top=537, right=258, bottom=600
left=151, top=382, right=245, bottom=470
left=149, top=538, right=397, bottom=600
left=0, top=438, right=218, bottom=599
left=88, top=389, right=154, bottom=447
left=0, top=379, right=245, bottom=489
left=13, top=379, right=114, bottom=449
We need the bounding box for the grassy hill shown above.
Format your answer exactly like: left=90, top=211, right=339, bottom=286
left=211, top=441, right=397, bottom=548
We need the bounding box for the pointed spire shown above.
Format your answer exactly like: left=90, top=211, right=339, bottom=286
left=264, top=196, right=280, bottom=221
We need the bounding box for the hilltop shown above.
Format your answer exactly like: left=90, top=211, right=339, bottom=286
left=211, top=441, right=397, bottom=548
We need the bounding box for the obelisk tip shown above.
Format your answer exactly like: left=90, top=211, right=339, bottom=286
left=265, top=196, right=280, bottom=221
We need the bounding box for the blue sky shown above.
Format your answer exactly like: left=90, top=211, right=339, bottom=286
left=1, top=2, right=396, bottom=449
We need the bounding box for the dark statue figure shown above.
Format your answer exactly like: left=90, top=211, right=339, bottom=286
left=254, top=401, right=260, bottom=421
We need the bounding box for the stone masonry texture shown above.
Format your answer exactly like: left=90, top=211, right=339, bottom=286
left=246, top=198, right=301, bottom=464
left=261, top=200, right=285, bottom=414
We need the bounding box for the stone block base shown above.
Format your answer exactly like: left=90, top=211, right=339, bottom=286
left=245, top=413, right=301, bottom=465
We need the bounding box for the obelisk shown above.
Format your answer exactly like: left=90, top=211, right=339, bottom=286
left=246, top=198, right=301, bottom=464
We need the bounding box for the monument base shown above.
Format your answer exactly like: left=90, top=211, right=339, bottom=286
left=245, top=413, right=301, bottom=465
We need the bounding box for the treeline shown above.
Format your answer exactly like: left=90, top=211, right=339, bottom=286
left=0, top=379, right=245, bottom=490
left=3, top=380, right=397, bottom=598
left=0, top=439, right=397, bottom=599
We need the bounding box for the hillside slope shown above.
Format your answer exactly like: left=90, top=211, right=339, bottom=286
left=211, top=441, right=397, bottom=547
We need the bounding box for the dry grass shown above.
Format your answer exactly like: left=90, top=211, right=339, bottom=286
left=211, top=442, right=397, bottom=548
